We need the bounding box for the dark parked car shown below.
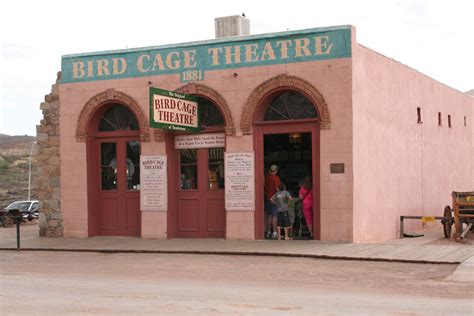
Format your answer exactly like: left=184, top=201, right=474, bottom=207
left=1, top=200, right=39, bottom=227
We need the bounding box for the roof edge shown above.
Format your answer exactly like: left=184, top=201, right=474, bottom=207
left=62, top=25, right=353, bottom=59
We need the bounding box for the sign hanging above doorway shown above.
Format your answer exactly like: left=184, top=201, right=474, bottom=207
left=175, top=133, right=225, bottom=149
left=150, top=87, right=201, bottom=132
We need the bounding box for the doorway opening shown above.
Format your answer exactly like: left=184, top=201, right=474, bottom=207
left=264, top=132, right=313, bottom=239
left=252, top=86, right=323, bottom=240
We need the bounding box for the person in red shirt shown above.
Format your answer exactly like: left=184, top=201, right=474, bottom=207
left=264, top=164, right=281, bottom=239
left=298, top=176, right=313, bottom=238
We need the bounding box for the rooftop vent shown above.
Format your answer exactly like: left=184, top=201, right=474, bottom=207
left=215, top=15, right=250, bottom=39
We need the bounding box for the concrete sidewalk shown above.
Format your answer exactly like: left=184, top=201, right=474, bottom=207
left=1, top=226, right=473, bottom=264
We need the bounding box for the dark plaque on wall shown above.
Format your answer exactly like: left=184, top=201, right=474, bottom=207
left=330, top=163, right=345, bottom=174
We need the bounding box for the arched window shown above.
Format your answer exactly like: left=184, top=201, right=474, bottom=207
left=264, top=91, right=317, bottom=121
left=98, top=104, right=139, bottom=131
left=198, top=97, right=224, bottom=127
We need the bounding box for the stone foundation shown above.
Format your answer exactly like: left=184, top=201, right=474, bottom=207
left=35, top=72, right=62, bottom=237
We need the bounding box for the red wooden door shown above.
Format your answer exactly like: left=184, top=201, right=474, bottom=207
left=97, top=138, right=141, bottom=236
left=176, top=147, right=225, bottom=238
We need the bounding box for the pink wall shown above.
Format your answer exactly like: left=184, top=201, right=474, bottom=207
left=59, top=58, right=354, bottom=240
left=352, top=44, right=473, bottom=243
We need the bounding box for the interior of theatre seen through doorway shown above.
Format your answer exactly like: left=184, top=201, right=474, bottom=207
left=264, top=132, right=313, bottom=240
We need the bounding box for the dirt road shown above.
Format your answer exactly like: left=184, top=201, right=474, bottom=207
left=1, top=250, right=472, bottom=315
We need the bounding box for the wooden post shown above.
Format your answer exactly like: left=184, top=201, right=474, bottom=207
left=399, top=216, right=404, bottom=239
left=453, top=194, right=461, bottom=237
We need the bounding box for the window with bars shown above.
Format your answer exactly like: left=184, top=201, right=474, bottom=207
left=264, top=91, right=317, bottom=121
left=198, top=97, right=224, bottom=127
left=98, top=104, right=139, bottom=131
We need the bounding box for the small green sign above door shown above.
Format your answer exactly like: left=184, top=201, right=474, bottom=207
left=150, top=87, right=201, bottom=132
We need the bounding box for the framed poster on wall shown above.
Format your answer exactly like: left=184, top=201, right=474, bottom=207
left=224, top=152, right=255, bottom=211
left=140, top=155, right=167, bottom=211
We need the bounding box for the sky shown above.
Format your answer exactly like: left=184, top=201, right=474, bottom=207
left=0, top=0, right=473, bottom=136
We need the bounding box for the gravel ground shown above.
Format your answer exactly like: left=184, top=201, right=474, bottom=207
left=1, top=250, right=473, bottom=315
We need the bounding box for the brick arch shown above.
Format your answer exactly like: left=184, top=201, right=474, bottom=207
left=76, top=88, right=150, bottom=142
left=176, top=83, right=235, bottom=136
left=241, top=74, right=331, bottom=134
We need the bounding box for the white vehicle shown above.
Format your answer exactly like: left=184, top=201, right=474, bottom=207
left=1, top=200, right=39, bottom=227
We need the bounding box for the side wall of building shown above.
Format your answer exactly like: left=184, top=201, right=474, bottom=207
left=352, top=44, right=473, bottom=243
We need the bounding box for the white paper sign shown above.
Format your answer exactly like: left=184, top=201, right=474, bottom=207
left=140, top=155, right=167, bottom=211
left=175, top=133, right=225, bottom=149
left=225, top=152, right=255, bottom=211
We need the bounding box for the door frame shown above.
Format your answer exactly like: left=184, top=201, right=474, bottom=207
left=253, top=120, right=321, bottom=240
left=86, top=104, right=141, bottom=237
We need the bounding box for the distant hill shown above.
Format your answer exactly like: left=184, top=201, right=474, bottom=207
left=0, top=134, right=35, bottom=156
left=465, top=89, right=474, bottom=97
left=0, top=134, right=37, bottom=207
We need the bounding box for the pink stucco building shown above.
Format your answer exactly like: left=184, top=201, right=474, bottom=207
left=39, top=22, right=473, bottom=243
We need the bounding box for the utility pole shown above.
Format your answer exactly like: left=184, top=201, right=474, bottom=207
left=28, top=141, right=36, bottom=200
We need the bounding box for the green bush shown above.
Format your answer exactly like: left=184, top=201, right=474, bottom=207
left=0, top=157, right=10, bottom=170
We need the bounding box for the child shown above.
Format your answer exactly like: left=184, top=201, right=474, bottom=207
left=271, top=183, right=293, bottom=240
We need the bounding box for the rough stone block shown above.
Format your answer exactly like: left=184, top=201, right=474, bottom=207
left=42, top=227, right=63, bottom=237
left=37, top=133, right=49, bottom=144
left=38, top=212, right=47, bottom=228
left=41, top=166, right=54, bottom=176
left=49, top=136, right=59, bottom=146
left=37, top=191, right=46, bottom=200
left=50, top=211, right=63, bottom=220
left=50, top=117, right=59, bottom=125
left=52, top=227, right=64, bottom=237
left=36, top=125, right=53, bottom=133
left=43, top=147, right=58, bottom=156
left=48, top=156, right=60, bottom=166
left=49, top=176, right=60, bottom=187
left=50, top=167, right=60, bottom=177
left=51, top=84, right=59, bottom=95
left=46, top=199, right=59, bottom=210
left=49, top=101, right=59, bottom=111
left=40, top=102, right=50, bottom=110
left=42, top=200, right=54, bottom=209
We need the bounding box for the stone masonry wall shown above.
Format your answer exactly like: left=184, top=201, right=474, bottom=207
left=35, top=71, right=62, bottom=237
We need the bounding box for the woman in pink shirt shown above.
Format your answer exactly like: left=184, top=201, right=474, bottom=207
left=298, top=176, right=313, bottom=238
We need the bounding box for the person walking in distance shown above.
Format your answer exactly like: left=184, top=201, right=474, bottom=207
left=264, top=164, right=281, bottom=239
left=299, top=176, right=314, bottom=238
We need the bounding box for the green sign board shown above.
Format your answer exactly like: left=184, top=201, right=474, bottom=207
left=149, top=87, right=200, bottom=132
left=61, top=26, right=351, bottom=83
